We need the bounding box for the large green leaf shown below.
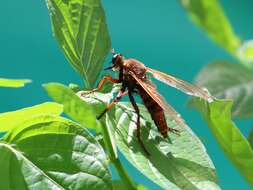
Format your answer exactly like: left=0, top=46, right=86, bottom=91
left=191, top=61, right=253, bottom=119
left=0, top=102, right=63, bottom=132
left=180, top=0, right=240, bottom=54
left=112, top=102, right=220, bottom=190
left=1, top=115, right=112, bottom=190
left=189, top=98, right=253, bottom=188
left=0, top=78, right=31, bottom=88
left=0, top=143, right=64, bottom=190
left=46, top=0, right=111, bottom=87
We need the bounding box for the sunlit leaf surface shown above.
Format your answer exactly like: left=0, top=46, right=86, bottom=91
left=0, top=78, right=31, bottom=88
left=112, top=102, right=220, bottom=190
left=44, top=83, right=100, bottom=130
left=0, top=102, right=63, bottom=132
left=46, top=0, right=111, bottom=87
left=1, top=115, right=112, bottom=190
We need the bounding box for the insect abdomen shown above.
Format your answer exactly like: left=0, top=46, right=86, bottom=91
left=138, top=88, right=168, bottom=138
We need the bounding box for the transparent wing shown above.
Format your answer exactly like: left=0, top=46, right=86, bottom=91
left=146, top=67, right=213, bottom=102
left=129, top=71, right=185, bottom=126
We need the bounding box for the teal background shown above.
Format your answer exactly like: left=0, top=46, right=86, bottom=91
left=0, top=0, right=253, bottom=189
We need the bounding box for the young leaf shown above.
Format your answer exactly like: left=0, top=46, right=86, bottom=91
left=46, top=0, right=111, bottom=88
left=191, top=61, right=253, bottom=119
left=189, top=98, right=253, bottom=188
left=0, top=102, right=63, bottom=132
left=1, top=115, right=112, bottom=190
left=112, top=102, right=220, bottom=190
left=0, top=78, right=31, bottom=88
left=44, top=82, right=112, bottom=130
left=180, top=0, right=240, bottom=54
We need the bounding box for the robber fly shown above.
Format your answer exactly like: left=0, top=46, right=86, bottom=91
left=88, top=51, right=213, bottom=155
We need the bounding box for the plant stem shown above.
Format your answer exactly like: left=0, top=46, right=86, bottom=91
left=113, top=157, right=136, bottom=190
left=100, top=117, right=136, bottom=190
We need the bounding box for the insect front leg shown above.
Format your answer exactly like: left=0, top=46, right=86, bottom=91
left=81, top=76, right=120, bottom=96
left=97, top=89, right=128, bottom=120
left=128, top=92, right=150, bottom=156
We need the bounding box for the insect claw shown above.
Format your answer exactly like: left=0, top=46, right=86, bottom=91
left=168, top=128, right=180, bottom=136
left=80, top=90, right=97, bottom=97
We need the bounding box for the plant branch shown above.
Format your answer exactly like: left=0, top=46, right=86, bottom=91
left=99, top=117, right=136, bottom=190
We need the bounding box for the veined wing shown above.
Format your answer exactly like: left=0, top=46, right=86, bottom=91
left=129, top=71, right=185, bottom=126
left=146, top=67, right=213, bottom=102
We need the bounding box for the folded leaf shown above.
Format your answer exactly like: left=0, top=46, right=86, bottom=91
left=0, top=102, right=63, bottom=132
left=189, top=98, right=253, bottom=188
left=191, top=61, right=253, bottom=118
left=1, top=115, right=112, bottom=190
left=0, top=78, right=31, bottom=88
left=46, top=0, right=111, bottom=87
left=112, top=102, right=220, bottom=190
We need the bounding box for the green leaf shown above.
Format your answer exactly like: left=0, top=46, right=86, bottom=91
left=0, top=78, right=31, bottom=88
left=44, top=82, right=112, bottom=130
left=77, top=90, right=118, bottom=158
left=46, top=0, right=111, bottom=88
left=0, top=143, right=64, bottom=190
left=189, top=98, right=253, bottom=188
left=248, top=129, right=253, bottom=149
left=237, top=40, right=253, bottom=66
left=76, top=90, right=138, bottom=189
left=113, top=181, right=147, bottom=190
left=190, top=61, right=253, bottom=119
left=180, top=0, right=240, bottom=54
left=0, top=102, right=63, bottom=132
left=112, top=102, right=220, bottom=190
left=44, top=83, right=120, bottom=160
left=1, top=115, right=112, bottom=190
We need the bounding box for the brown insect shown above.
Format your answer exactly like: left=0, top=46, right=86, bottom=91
left=89, top=51, right=213, bottom=155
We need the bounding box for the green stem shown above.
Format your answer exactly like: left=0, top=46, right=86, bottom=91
left=113, top=157, right=136, bottom=190
left=100, top=117, right=136, bottom=190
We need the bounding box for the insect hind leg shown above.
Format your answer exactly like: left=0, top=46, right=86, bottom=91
left=128, top=92, right=150, bottom=156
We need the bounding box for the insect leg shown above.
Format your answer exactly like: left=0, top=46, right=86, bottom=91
left=81, top=76, right=120, bottom=96
left=97, top=89, right=128, bottom=120
left=128, top=92, right=150, bottom=156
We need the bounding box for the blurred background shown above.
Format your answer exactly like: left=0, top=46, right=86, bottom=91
left=0, top=0, right=253, bottom=189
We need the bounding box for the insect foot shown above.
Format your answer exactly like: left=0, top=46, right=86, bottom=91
left=79, top=90, right=95, bottom=97
left=168, top=128, right=180, bottom=136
